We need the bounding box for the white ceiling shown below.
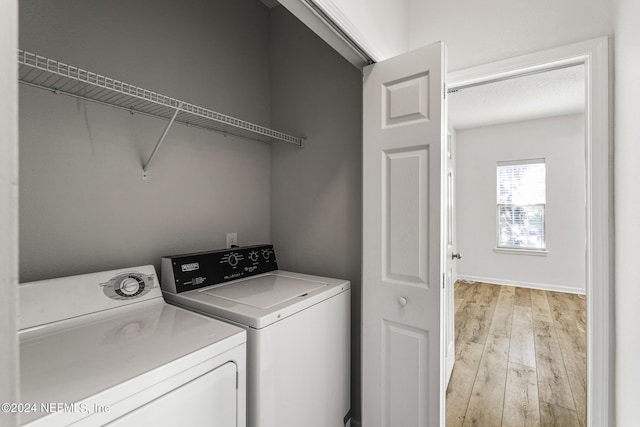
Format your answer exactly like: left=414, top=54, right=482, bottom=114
left=448, top=64, right=585, bottom=130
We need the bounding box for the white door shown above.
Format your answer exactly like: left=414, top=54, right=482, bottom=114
left=362, top=42, right=446, bottom=427
left=444, top=125, right=457, bottom=386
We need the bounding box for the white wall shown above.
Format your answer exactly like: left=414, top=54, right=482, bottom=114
left=0, top=0, right=18, bottom=425
left=456, top=115, right=586, bottom=293
left=19, top=0, right=272, bottom=281
left=614, top=0, right=640, bottom=423
left=409, top=0, right=614, bottom=71
left=268, top=6, right=363, bottom=421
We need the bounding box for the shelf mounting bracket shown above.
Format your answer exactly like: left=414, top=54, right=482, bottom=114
left=142, top=103, right=183, bottom=180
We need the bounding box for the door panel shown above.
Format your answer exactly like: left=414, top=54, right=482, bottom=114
left=362, top=42, right=445, bottom=427
left=384, top=321, right=429, bottom=426
left=383, top=73, right=430, bottom=128
left=384, top=147, right=429, bottom=284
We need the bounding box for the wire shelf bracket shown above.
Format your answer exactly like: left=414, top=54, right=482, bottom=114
left=17, top=50, right=305, bottom=179
left=141, top=103, right=182, bottom=180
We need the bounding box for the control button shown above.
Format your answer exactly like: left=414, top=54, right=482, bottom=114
left=228, top=253, right=239, bottom=267
left=119, top=277, right=141, bottom=296
left=102, top=272, right=153, bottom=300
left=249, top=251, right=259, bottom=262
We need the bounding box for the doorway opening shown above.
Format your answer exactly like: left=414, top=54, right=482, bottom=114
left=447, top=63, right=588, bottom=426
left=443, top=38, right=611, bottom=427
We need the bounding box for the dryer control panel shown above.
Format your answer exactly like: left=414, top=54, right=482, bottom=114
left=161, top=244, right=278, bottom=293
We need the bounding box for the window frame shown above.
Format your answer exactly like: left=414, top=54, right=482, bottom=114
left=495, top=158, right=548, bottom=253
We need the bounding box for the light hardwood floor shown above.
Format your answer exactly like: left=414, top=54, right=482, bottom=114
left=446, top=281, right=586, bottom=427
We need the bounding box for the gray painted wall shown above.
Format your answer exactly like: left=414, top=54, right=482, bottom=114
left=19, top=0, right=272, bottom=282
left=456, top=114, right=586, bottom=293
left=269, top=6, right=363, bottom=421
left=19, top=1, right=363, bottom=421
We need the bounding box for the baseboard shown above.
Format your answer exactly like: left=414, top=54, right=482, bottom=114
left=456, top=274, right=586, bottom=295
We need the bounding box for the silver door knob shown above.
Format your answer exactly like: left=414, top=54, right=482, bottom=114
left=398, top=296, right=408, bottom=307
left=452, top=253, right=462, bottom=260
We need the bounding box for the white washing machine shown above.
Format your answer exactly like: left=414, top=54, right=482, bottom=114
left=160, top=245, right=351, bottom=427
left=18, top=265, right=246, bottom=426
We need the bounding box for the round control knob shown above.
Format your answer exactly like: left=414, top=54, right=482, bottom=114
left=103, top=273, right=151, bottom=300
left=261, top=249, right=271, bottom=260
left=249, top=251, right=259, bottom=262
left=228, top=253, right=239, bottom=267
left=119, top=277, right=141, bottom=296
left=398, top=296, right=408, bottom=307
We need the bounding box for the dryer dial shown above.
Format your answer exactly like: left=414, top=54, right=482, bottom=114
left=101, top=272, right=154, bottom=300
left=117, top=276, right=143, bottom=296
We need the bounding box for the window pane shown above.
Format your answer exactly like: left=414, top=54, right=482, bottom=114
left=497, top=161, right=546, bottom=204
left=498, top=205, right=545, bottom=249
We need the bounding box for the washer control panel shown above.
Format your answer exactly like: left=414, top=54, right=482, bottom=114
left=100, top=272, right=155, bottom=300
left=161, top=244, right=278, bottom=294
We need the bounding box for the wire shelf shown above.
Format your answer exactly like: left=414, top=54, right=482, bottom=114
left=17, top=49, right=305, bottom=147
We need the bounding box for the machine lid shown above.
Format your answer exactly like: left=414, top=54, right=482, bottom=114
left=19, top=300, right=246, bottom=424
left=201, top=274, right=327, bottom=309
left=163, top=270, right=351, bottom=329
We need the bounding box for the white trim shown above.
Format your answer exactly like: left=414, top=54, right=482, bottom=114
left=277, top=0, right=369, bottom=69
left=456, top=275, right=585, bottom=295
left=493, top=248, right=549, bottom=256
left=497, top=158, right=545, bottom=167
left=0, top=0, right=18, bottom=425
left=310, top=0, right=385, bottom=62
left=449, top=36, right=612, bottom=427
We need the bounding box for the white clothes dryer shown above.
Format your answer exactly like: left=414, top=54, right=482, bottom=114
left=160, top=245, right=351, bottom=427
left=19, top=265, right=246, bottom=427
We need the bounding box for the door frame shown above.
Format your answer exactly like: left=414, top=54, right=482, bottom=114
left=0, top=1, right=19, bottom=426
left=447, top=37, right=612, bottom=427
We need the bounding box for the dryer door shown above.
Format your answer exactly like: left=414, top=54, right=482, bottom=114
left=106, top=362, right=238, bottom=426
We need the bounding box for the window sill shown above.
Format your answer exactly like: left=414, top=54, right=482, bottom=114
left=494, top=247, right=548, bottom=256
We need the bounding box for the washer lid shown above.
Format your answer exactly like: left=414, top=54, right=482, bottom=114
left=201, top=274, right=326, bottom=309
left=163, top=271, right=351, bottom=329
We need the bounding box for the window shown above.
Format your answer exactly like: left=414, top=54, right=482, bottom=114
left=497, top=159, right=546, bottom=250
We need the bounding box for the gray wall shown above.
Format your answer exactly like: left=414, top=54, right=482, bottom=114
left=19, top=0, right=272, bottom=281
left=19, top=0, right=364, bottom=420
left=269, top=6, right=363, bottom=420
left=456, top=114, right=586, bottom=293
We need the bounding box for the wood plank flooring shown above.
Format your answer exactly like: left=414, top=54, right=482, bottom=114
left=446, top=281, right=586, bottom=426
